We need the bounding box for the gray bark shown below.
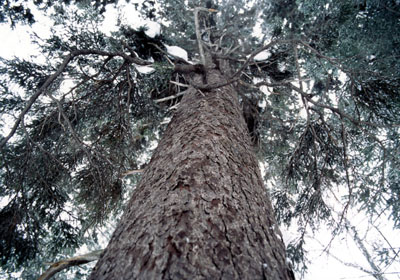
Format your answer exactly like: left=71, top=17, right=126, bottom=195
left=89, top=69, right=294, bottom=279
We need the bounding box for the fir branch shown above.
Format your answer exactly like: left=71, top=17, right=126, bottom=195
left=0, top=49, right=151, bottom=149
left=0, top=53, right=74, bottom=149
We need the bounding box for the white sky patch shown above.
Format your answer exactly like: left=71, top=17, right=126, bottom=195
left=303, top=209, right=400, bottom=280
left=164, top=44, right=189, bottom=61
left=0, top=2, right=52, bottom=60
left=100, top=5, right=120, bottom=35
left=0, top=23, right=43, bottom=60
left=252, top=18, right=264, bottom=39
left=338, top=69, right=347, bottom=84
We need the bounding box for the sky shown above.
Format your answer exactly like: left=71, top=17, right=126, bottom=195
left=0, top=2, right=399, bottom=280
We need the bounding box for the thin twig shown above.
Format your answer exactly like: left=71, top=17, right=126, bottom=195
left=154, top=88, right=191, bottom=103
left=170, top=81, right=190, bottom=87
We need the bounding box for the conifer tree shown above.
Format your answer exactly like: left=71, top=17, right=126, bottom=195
left=1, top=0, right=399, bottom=278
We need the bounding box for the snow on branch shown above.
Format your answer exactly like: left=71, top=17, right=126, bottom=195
left=165, top=45, right=189, bottom=62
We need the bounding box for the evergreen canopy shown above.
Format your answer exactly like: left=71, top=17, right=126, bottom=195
left=0, top=0, right=399, bottom=278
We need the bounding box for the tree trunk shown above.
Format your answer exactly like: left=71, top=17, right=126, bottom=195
left=89, top=69, right=294, bottom=279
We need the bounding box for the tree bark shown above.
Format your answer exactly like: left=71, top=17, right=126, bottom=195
left=89, top=69, right=294, bottom=279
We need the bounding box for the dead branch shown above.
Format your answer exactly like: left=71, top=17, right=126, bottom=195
left=120, top=169, right=144, bottom=177
left=170, top=81, right=190, bottom=87
left=38, top=249, right=103, bottom=280
left=154, top=88, right=191, bottom=103
left=194, top=7, right=218, bottom=66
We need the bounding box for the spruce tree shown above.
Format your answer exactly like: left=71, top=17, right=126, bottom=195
left=1, top=0, right=399, bottom=278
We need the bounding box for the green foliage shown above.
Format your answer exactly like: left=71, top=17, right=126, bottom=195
left=259, top=0, right=400, bottom=273
left=0, top=0, right=35, bottom=26
left=0, top=3, right=172, bottom=277
left=0, top=0, right=121, bottom=26
left=1, top=0, right=400, bottom=278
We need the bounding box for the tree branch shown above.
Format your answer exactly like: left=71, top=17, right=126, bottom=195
left=154, top=88, right=191, bottom=103
left=194, top=7, right=218, bottom=66
left=0, top=53, right=74, bottom=149
left=38, top=249, right=103, bottom=280
left=229, top=38, right=344, bottom=82
left=0, top=49, right=152, bottom=149
left=287, top=83, right=380, bottom=128
left=120, top=169, right=144, bottom=177
left=230, top=39, right=291, bottom=80
left=346, top=220, right=386, bottom=280
left=70, top=49, right=151, bottom=66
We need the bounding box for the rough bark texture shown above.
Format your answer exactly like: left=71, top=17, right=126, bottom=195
left=90, top=69, right=294, bottom=279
